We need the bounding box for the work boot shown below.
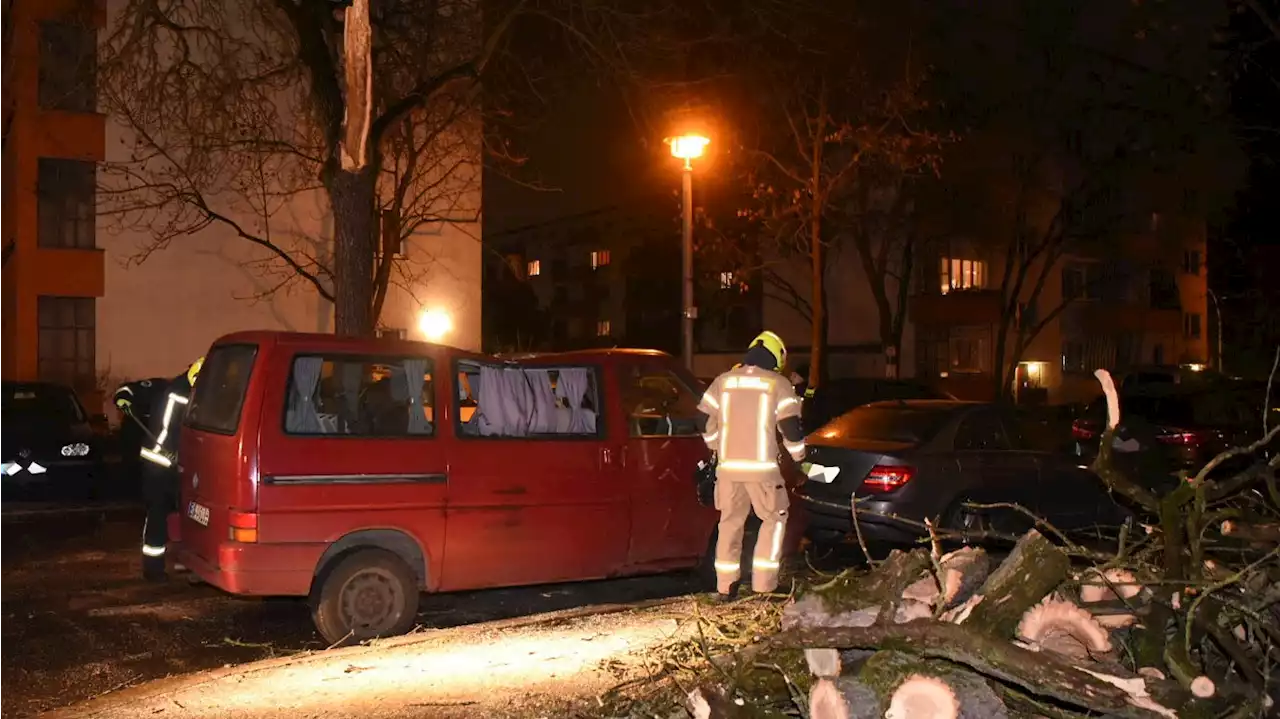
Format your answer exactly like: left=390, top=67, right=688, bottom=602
left=142, top=556, right=167, bottom=582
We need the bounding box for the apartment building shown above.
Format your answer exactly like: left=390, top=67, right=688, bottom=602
left=911, top=212, right=1210, bottom=404
left=2, top=0, right=106, bottom=403
left=4, top=0, right=484, bottom=413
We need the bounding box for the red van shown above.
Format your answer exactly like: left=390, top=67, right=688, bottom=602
left=172, top=332, right=807, bottom=644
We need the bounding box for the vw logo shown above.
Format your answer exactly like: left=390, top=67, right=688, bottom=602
left=192, top=472, right=200, bottom=489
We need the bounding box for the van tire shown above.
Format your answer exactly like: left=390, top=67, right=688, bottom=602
left=310, top=548, right=419, bottom=647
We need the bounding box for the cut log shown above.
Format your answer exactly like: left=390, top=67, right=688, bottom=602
left=860, top=651, right=1008, bottom=719
left=808, top=676, right=881, bottom=719
left=963, top=529, right=1070, bottom=638
left=772, top=621, right=1175, bottom=718
left=1219, top=520, right=1280, bottom=544
left=783, top=550, right=931, bottom=631
left=885, top=674, right=961, bottom=719
left=806, top=648, right=842, bottom=678
left=936, top=547, right=990, bottom=609
left=1016, top=598, right=1114, bottom=660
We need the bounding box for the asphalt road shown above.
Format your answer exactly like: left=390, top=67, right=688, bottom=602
left=0, top=503, right=709, bottom=718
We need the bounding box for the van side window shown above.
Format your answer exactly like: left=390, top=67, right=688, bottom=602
left=622, top=367, right=702, bottom=437
left=454, top=359, right=602, bottom=439
left=284, top=355, right=434, bottom=437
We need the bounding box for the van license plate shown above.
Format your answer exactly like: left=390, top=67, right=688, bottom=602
left=187, top=501, right=210, bottom=527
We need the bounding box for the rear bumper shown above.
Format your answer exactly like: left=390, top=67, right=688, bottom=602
left=172, top=540, right=321, bottom=597
left=798, top=491, right=924, bottom=545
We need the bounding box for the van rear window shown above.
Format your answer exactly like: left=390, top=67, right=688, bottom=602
left=187, top=344, right=258, bottom=435
left=455, top=359, right=602, bottom=438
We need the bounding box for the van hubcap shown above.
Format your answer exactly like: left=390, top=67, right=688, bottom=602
left=340, top=569, right=403, bottom=634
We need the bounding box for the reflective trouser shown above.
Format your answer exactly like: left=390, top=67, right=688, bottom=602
left=141, top=460, right=178, bottom=574
left=713, top=472, right=789, bottom=594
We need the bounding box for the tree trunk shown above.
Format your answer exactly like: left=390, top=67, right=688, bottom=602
left=809, top=210, right=826, bottom=389
left=328, top=167, right=378, bottom=335
left=963, top=529, right=1070, bottom=638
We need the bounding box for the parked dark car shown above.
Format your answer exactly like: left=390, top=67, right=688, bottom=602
left=1, top=381, right=106, bottom=500
left=801, top=378, right=954, bottom=434
left=799, top=400, right=1129, bottom=548
left=1070, top=381, right=1268, bottom=482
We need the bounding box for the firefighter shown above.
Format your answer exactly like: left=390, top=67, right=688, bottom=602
left=114, top=376, right=169, bottom=498
left=789, top=363, right=815, bottom=400
left=128, top=357, right=203, bottom=581
left=696, top=331, right=807, bottom=599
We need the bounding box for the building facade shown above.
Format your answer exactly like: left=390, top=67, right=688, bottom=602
left=911, top=213, right=1211, bottom=405
left=3, top=0, right=483, bottom=413
left=2, top=0, right=106, bottom=405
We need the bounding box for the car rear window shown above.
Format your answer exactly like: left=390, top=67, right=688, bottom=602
left=816, top=406, right=953, bottom=445
left=187, top=344, right=258, bottom=435
left=1, top=384, right=85, bottom=425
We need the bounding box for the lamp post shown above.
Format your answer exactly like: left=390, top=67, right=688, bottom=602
left=1207, top=288, right=1224, bottom=372
left=666, top=134, right=710, bottom=371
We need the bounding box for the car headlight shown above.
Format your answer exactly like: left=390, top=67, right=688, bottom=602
left=61, top=443, right=91, bottom=457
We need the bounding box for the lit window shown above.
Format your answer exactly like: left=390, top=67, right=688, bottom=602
left=940, top=258, right=987, bottom=294
left=720, top=271, right=734, bottom=289
left=527, top=260, right=541, bottom=277
left=597, top=319, right=611, bottom=336
left=591, top=250, right=611, bottom=269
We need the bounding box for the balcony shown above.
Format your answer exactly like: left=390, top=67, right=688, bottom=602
left=1061, top=302, right=1181, bottom=336
left=910, top=290, right=1003, bottom=327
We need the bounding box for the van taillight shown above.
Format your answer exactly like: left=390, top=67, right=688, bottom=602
left=862, top=465, right=914, bottom=493
left=1072, top=420, right=1098, bottom=441
left=228, top=510, right=258, bottom=543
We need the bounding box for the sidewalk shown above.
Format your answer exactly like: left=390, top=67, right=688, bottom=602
left=44, top=598, right=695, bottom=719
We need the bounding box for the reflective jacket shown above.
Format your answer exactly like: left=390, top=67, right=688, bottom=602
left=113, top=377, right=169, bottom=425
left=139, top=372, right=193, bottom=468
left=697, top=365, right=806, bottom=475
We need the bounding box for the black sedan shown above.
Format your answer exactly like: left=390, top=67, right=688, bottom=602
left=2, top=381, right=106, bottom=501
left=798, top=400, right=1129, bottom=548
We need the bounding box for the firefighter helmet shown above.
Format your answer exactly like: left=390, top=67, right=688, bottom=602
left=749, top=331, right=787, bottom=371
left=187, top=356, right=205, bottom=386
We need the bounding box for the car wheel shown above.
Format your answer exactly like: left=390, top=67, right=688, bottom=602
left=944, top=501, right=990, bottom=543
left=311, top=548, right=419, bottom=647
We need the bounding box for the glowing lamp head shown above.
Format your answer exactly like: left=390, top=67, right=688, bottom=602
left=418, top=308, right=453, bottom=342
left=668, top=134, right=710, bottom=161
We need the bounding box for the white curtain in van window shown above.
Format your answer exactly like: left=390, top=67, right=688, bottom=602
left=287, top=357, right=325, bottom=433
left=338, top=363, right=363, bottom=432
left=525, top=369, right=558, bottom=433
left=476, top=365, right=534, bottom=437
left=555, top=368, right=595, bottom=434
left=401, top=359, right=431, bottom=434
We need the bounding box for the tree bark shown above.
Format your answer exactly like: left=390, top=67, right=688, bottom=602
left=783, top=549, right=932, bottom=631
left=963, top=529, right=1070, bottom=638
left=772, top=622, right=1172, bottom=719
left=328, top=167, right=378, bottom=335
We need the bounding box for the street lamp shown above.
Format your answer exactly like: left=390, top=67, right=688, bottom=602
left=666, top=133, right=709, bottom=371
left=418, top=308, right=453, bottom=343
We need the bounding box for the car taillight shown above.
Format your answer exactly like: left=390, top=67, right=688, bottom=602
left=1072, top=420, right=1098, bottom=441
left=862, top=465, right=914, bottom=493
left=228, top=510, right=258, bottom=543
left=1156, top=429, right=1212, bottom=447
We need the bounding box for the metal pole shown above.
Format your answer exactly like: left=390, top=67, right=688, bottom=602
left=1208, top=288, right=1224, bottom=372
left=681, top=163, right=695, bottom=371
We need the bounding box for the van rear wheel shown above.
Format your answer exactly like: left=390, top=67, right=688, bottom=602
left=311, top=548, right=419, bottom=647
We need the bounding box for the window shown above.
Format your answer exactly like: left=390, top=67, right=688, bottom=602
left=590, top=249, right=611, bottom=269
left=622, top=367, right=701, bottom=437
left=527, top=260, right=541, bottom=277
left=1061, top=337, right=1114, bottom=374
left=36, top=296, right=95, bottom=391
left=38, top=21, right=96, bottom=113
left=939, top=258, right=986, bottom=294
left=820, top=407, right=953, bottom=446
left=596, top=319, right=611, bottom=337
left=1184, top=312, right=1202, bottom=340
left=38, top=159, right=95, bottom=249
left=948, top=327, right=989, bottom=373
left=1061, top=263, right=1102, bottom=301
left=953, top=410, right=1012, bottom=451
left=1149, top=268, right=1179, bottom=309
left=455, top=359, right=602, bottom=438
left=1183, top=250, right=1201, bottom=276
left=2, top=383, right=87, bottom=426
left=375, top=328, right=406, bottom=340
left=283, top=354, right=435, bottom=437
left=187, top=344, right=258, bottom=435
left=1017, top=301, right=1038, bottom=330
left=720, top=271, right=734, bottom=289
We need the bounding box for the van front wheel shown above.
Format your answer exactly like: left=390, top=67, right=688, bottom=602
left=311, top=548, right=419, bottom=647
